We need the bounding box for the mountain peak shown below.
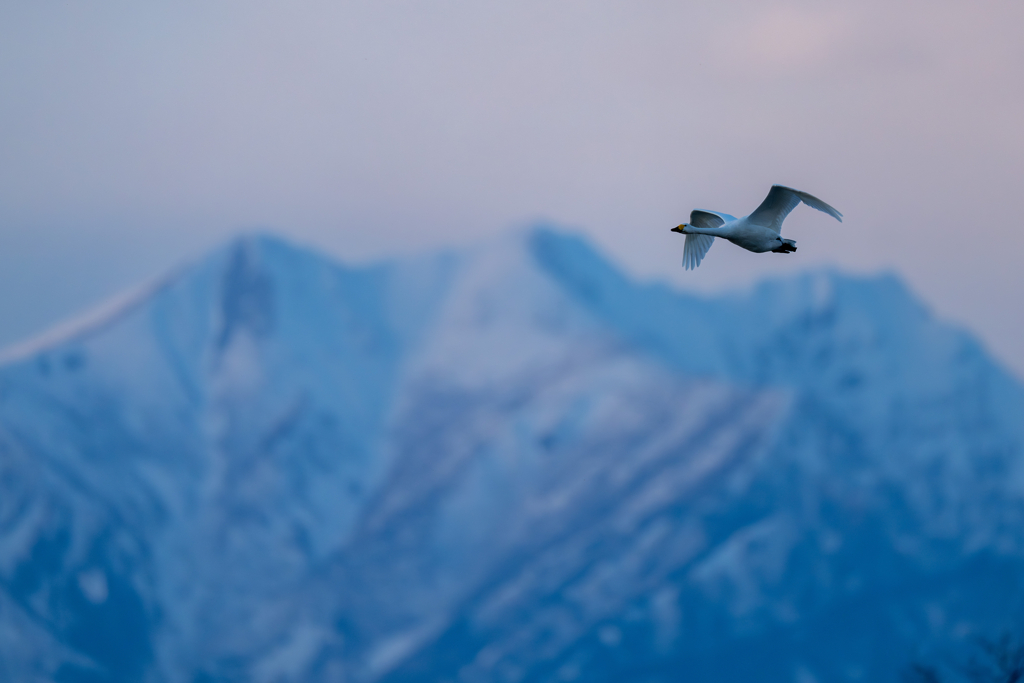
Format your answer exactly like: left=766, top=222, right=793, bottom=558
left=741, top=266, right=932, bottom=331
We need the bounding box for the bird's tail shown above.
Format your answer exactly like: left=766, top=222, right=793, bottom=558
left=771, top=238, right=797, bottom=254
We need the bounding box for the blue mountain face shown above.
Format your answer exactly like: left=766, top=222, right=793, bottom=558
left=0, top=229, right=1021, bottom=683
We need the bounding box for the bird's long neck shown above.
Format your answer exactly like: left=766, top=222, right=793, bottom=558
left=685, top=226, right=724, bottom=236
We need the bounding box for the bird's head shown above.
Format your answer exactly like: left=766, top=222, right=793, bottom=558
left=671, top=224, right=687, bottom=234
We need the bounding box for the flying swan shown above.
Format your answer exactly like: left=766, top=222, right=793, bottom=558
left=670, top=185, right=842, bottom=270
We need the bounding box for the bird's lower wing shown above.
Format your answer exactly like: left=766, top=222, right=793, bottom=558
left=683, top=233, right=715, bottom=270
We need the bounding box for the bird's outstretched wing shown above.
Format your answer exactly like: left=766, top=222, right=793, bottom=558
left=683, top=233, right=715, bottom=270
left=747, top=185, right=843, bottom=233
left=689, top=209, right=726, bottom=228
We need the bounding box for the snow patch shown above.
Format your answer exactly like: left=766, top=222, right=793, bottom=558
left=366, top=621, right=442, bottom=677
left=77, top=569, right=108, bottom=604
left=0, top=275, right=168, bottom=367
left=252, top=623, right=326, bottom=683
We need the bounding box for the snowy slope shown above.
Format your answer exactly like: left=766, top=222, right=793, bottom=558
left=0, top=229, right=1022, bottom=683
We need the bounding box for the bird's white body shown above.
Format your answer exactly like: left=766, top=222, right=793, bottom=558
left=672, top=185, right=842, bottom=270
left=685, top=217, right=784, bottom=253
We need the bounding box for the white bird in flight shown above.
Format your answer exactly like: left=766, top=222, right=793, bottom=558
left=670, top=185, right=842, bottom=270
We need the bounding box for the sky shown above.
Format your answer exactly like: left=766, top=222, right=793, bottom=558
left=1, top=0, right=1022, bottom=376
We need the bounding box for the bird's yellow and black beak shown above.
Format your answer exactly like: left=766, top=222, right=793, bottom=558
left=671, top=224, right=687, bottom=234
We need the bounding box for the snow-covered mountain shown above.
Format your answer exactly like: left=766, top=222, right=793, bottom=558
left=1, top=229, right=1022, bottom=683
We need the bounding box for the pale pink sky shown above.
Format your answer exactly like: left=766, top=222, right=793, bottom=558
left=1, top=0, right=1022, bottom=375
